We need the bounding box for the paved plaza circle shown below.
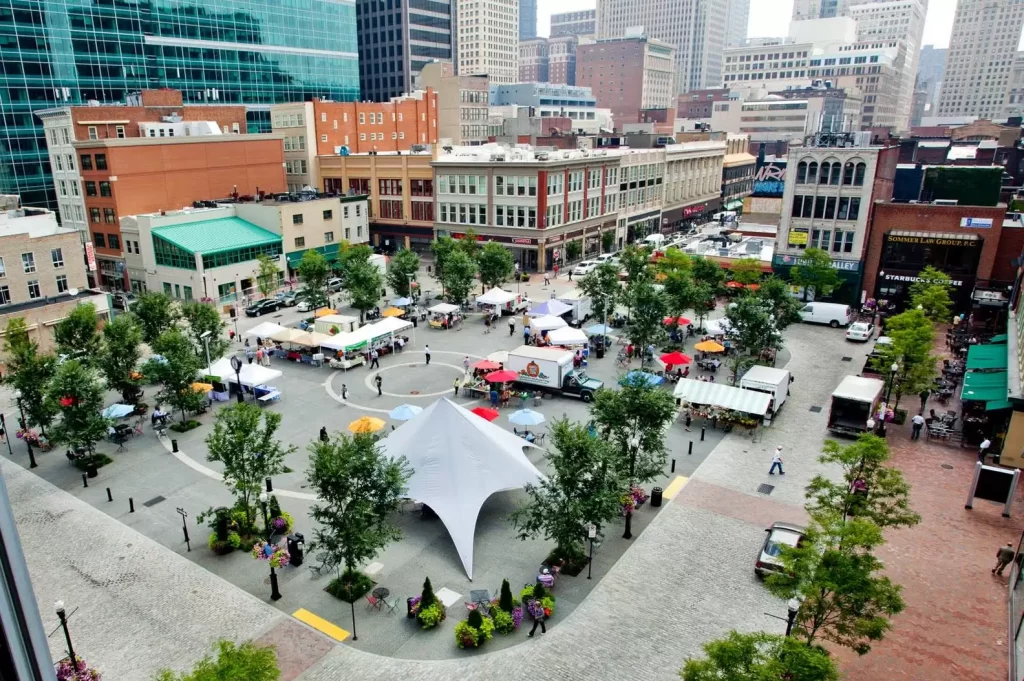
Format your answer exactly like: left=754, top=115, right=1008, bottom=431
left=362, top=359, right=466, bottom=399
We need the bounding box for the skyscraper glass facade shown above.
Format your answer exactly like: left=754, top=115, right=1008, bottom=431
left=0, top=0, right=359, bottom=209
left=519, top=0, right=536, bottom=40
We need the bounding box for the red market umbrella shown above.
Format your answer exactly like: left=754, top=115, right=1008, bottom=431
left=470, top=407, right=500, bottom=422
left=471, top=359, right=501, bottom=371
left=746, top=283, right=761, bottom=291
left=660, top=351, right=692, bottom=365
left=663, top=316, right=694, bottom=327
left=725, top=281, right=744, bottom=289
left=662, top=316, right=678, bottom=326
left=485, top=370, right=518, bottom=383
left=677, top=316, right=692, bottom=326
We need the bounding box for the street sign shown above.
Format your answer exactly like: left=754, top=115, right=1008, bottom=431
left=588, top=524, right=597, bottom=539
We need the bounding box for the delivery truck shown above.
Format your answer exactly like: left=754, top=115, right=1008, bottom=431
left=827, top=375, right=884, bottom=436
left=739, top=366, right=791, bottom=422
left=556, top=290, right=593, bottom=327
left=506, top=346, right=604, bottom=401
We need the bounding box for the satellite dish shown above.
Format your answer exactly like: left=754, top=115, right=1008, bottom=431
left=68, top=288, right=78, bottom=296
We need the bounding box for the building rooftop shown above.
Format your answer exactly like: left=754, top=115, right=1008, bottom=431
left=73, top=132, right=284, bottom=149
left=152, top=217, right=281, bottom=255
left=0, top=207, right=76, bottom=239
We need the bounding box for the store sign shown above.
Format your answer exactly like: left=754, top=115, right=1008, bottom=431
left=682, top=203, right=707, bottom=218
left=752, top=161, right=787, bottom=198
left=886, top=234, right=975, bottom=247
left=451, top=233, right=485, bottom=241
left=961, top=217, right=994, bottom=229
left=84, top=242, right=97, bottom=272
left=775, top=254, right=861, bottom=272
left=881, top=272, right=965, bottom=287
left=512, top=237, right=533, bottom=245
left=788, top=229, right=808, bottom=246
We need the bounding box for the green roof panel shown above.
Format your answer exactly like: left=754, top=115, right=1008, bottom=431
left=965, top=343, right=1008, bottom=371
left=961, top=369, right=1008, bottom=403
left=152, top=217, right=281, bottom=255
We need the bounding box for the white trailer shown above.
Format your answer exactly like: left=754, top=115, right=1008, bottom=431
left=556, top=289, right=593, bottom=327
left=739, top=366, right=792, bottom=423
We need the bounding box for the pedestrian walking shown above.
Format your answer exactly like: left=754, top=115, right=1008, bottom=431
left=994, top=542, right=1016, bottom=575
left=341, top=383, right=349, bottom=401
left=255, top=347, right=264, bottom=366
left=568, top=269, right=573, bottom=282
left=527, top=598, right=547, bottom=637
left=769, top=446, right=785, bottom=475
left=375, top=374, right=383, bottom=397
left=523, top=327, right=531, bottom=344
left=370, top=348, right=380, bottom=369
left=484, top=316, right=492, bottom=334
left=319, top=426, right=329, bottom=442
left=509, top=318, right=516, bottom=336
left=262, top=349, right=271, bottom=367
left=245, top=345, right=255, bottom=365
left=911, top=412, right=925, bottom=440
left=544, top=272, right=550, bottom=286
left=490, top=388, right=499, bottom=409
left=979, top=437, right=992, bottom=463
left=463, top=356, right=470, bottom=374
left=424, top=345, right=431, bottom=365
left=453, top=377, right=461, bottom=397
left=553, top=264, right=559, bottom=279
left=919, top=389, right=930, bottom=412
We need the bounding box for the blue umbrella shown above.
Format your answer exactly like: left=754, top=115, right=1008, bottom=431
left=585, top=323, right=612, bottom=335
left=389, top=404, right=423, bottom=421
left=102, top=403, right=135, bottom=419
left=391, top=297, right=413, bottom=307
left=508, top=409, right=546, bottom=426
left=620, top=371, right=664, bottom=387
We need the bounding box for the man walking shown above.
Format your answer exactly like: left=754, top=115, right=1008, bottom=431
left=527, top=597, right=547, bottom=637
left=919, top=389, right=930, bottom=413
left=911, top=412, right=925, bottom=440
left=994, top=542, right=1016, bottom=575
left=463, top=356, right=470, bottom=374
left=453, top=377, right=461, bottom=397
left=979, top=437, right=992, bottom=463
left=769, top=446, right=785, bottom=475
left=369, top=348, right=380, bottom=369
left=341, top=383, right=349, bottom=401
left=424, top=345, right=431, bottom=365
left=375, top=374, right=383, bottom=397
left=544, top=272, right=550, bottom=286
left=319, top=426, right=329, bottom=442
left=509, top=318, right=516, bottom=336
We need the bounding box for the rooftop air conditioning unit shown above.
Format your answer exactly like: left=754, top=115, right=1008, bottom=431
left=490, top=153, right=506, bottom=161
left=535, top=152, right=549, bottom=161
left=410, top=144, right=427, bottom=153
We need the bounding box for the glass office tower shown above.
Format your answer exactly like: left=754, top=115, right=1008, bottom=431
left=0, top=0, right=359, bottom=210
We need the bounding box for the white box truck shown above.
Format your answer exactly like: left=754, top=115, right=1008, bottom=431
left=827, top=376, right=884, bottom=435
left=739, top=366, right=791, bottom=421
left=506, top=346, right=604, bottom=401
left=556, top=290, right=593, bottom=327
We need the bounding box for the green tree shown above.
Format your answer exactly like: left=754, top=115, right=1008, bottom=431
left=344, top=257, right=384, bottom=321
left=870, top=308, right=937, bottom=411
left=440, top=249, right=477, bottom=306
left=908, top=266, right=953, bottom=323
left=98, top=313, right=144, bottom=404
left=306, top=432, right=411, bottom=592
left=205, top=403, right=295, bottom=536
left=296, top=249, right=331, bottom=310
left=46, top=360, right=108, bottom=455
left=53, top=302, right=101, bottom=364
left=255, top=254, right=280, bottom=298
left=601, top=230, right=615, bottom=253
left=791, top=248, right=840, bottom=301
left=625, top=278, right=668, bottom=367
left=2, top=318, right=57, bottom=433
left=180, top=302, right=229, bottom=367
left=577, top=262, right=621, bottom=323
left=455, top=228, right=481, bottom=260
left=680, top=630, right=839, bottom=681
left=510, top=418, right=622, bottom=564
left=729, top=258, right=763, bottom=286
left=756, top=277, right=803, bottom=332
left=430, top=235, right=459, bottom=297
left=153, top=639, right=279, bottom=681
left=690, top=282, right=717, bottom=331
left=691, top=257, right=727, bottom=293
left=565, top=240, right=582, bottom=263
left=477, top=241, right=515, bottom=290
left=619, top=245, right=652, bottom=284
left=148, top=329, right=206, bottom=422
left=725, top=295, right=783, bottom=356
left=133, top=292, right=179, bottom=344
left=386, top=247, right=421, bottom=298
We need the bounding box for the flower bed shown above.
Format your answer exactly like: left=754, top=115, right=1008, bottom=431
left=410, top=577, right=448, bottom=629
left=454, top=609, right=495, bottom=648
left=73, top=453, right=113, bottom=472
left=325, top=569, right=374, bottom=603
left=520, top=584, right=555, bottom=619
left=56, top=656, right=101, bottom=681
left=170, top=419, right=201, bottom=433
left=252, top=540, right=290, bottom=568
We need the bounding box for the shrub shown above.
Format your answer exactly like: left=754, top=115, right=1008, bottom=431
left=454, top=620, right=480, bottom=648
left=170, top=419, right=201, bottom=433
left=454, top=612, right=495, bottom=648
left=74, top=453, right=113, bottom=471
left=269, top=494, right=283, bottom=518
left=227, top=531, right=242, bottom=549
left=467, top=608, right=483, bottom=629
left=498, top=578, right=514, bottom=613
left=420, top=576, right=438, bottom=609
left=491, top=607, right=515, bottom=634
left=418, top=602, right=446, bottom=629
left=208, top=534, right=234, bottom=555
left=325, top=569, right=373, bottom=603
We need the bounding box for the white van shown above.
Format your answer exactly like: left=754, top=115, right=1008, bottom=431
left=798, top=302, right=854, bottom=328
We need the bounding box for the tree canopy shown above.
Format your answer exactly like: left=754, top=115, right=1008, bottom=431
left=296, top=249, right=331, bottom=309
left=180, top=302, right=228, bottom=365
left=153, top=639, right=279, bottom=681
left=477, top=242, right=515, bottom=290
left=591, top=379, right=677, bottom=486
left=386, top=248, right=421, bottom=298
left=148, top=329, right=206, bottom=421
left=908, top=266, right=953, bottom=324
left=440, top=250, right=477, bottom=305
left=255, top=254, right=280, bottom=298
left=729, top=258, right=763, bottom=286
left=870, top=308, right=937, bottom=409
left=624, top=278, right=668, bottom=367
left=46, top=359, right=108, bottom=455
left=133, top=292, right=179, bottom=344
left=99, top=313, right=144, bottom=404
left=791, top=248, right=840, bottom=301
left=53, top=303, right=101, bottom=365
left=680, top=630, right=839, bottom=681
left=344, top=258, right=384, bottom=321
left=577, top=262, right=620, bottom=322
left=3, top=318, right=57, bottom=433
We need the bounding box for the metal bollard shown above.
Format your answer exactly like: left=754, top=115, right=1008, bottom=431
left=129, top=498, right=135, bottom=513
left=688, top=441, right=693, bottom=456
left=171, top=439, right=179, bottom=453
left=671, top=458, right=676, bottom=473
left=701, top=427, right=706, bottom=441
left=82, top=474, right=88, bottom=488
left=106, top=487, right=112, bottom=502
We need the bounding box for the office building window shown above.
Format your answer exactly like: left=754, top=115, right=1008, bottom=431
left=94, top=233, right=106, bottom=248
left=103, top=208, right=115, bottom=223
left=0, top=286, right=10, bottom=305
left=21, top=252, right=35, bottom=273
left=51, top=248, right=64, bottom=268
left=56, top=274, right=68, bottom=293
left=108, top=234, right=120, bottom=250
left=27, top=280, right=40, bottom=300
left=80, top=154, right=92, bottom=170
left=88, top=126, right=98, bottom=140
left=323, top=210, right=333, bottom=220
left=324, top=231, right=335, bottom=243
left=95, top=154, right=107, bottom=170
left=293, top=214, right=304, bottom=225
left=85, top=181, right=97, bottom=196
left=99, top=181, right=111, bottom=197
left=0, top=257, right=5, bottom=277
left=116, top=125, right=125, bottom=138
left=379, top=200, right=403, bottom=219
left=295, top=237, right=306, bottom=248
left=90, top=208, right=100, bottom=223
left=411, top=201, right=433, bottom=221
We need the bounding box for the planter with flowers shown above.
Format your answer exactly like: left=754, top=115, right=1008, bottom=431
left=487, top=579, right=523, bottom=634
left=519, top=583, right=555, bottom=620
left=56, top=656, right=101, bottom=681
left=252, top=540, right=290, bottom=568
left=454, top=608, right=495, bottom=649
left=409, top=577, right=447, bottom=629
left=269, top=511, right=294, bottom=536
left=621, top=485, right=648, bottom=515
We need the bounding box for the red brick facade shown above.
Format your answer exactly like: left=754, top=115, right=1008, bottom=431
left=311, top=91, right=438, bottom=155
left=69, top=89, right=247, bottom=141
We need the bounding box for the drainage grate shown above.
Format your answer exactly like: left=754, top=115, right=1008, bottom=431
left=757, top=484, right=775, bottom=495
left=142, top=495, right=166, bottom=507
left=941, top=464, right=954, bottom=470
left=841, top=356, right=853, bottom=362
left=809, top=406, right=823, bottom=413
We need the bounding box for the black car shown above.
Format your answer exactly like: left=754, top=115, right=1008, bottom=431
left=245, top=299, right=281, bottom=317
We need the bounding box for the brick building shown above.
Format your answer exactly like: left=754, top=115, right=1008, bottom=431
left=576, top=36, right=676, bottom=131
left=74, top=134, right=286, bottom=291
left=677, top=88, right=732, bottom=120
left=518, top=36, right=578, bottom=85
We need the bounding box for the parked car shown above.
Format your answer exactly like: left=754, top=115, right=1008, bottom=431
left=845, top=321, right=875, bottom=342
left=296, top=300, right=315, bottom=313
left=755, top=522, right=806, bottom=577
left=112, top=291, right=137, bottom=310
left=275, top=290, right=301, bottom=307
left=245, top=299, right=281, bottom=317
left=572, top=260, right=599, bottom=277
left=327, top=277, right=344, bottom=293
left=595, top=254, right=619, bottom=266
left=798, top=302, right=854, bottom=328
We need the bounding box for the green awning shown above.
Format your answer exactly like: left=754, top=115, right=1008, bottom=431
left=966, top=343, right=1008, bottom=371
left=986, top=399, right=1013, bottom=411
left=285, top=244, right=341, bottom=267
left=961, top=369, right=1008, bottom=403
left=990, top=334, right=1008, bottom=343
left=725, top=200, right=744, bottom=210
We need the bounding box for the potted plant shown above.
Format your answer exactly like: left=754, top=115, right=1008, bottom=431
left=55, top=655, right=101, bottom=681
left=488, top=579, right=523, bottom=634
left=410, top=577, right=447, bottom=629
left=252, top=540, right=290, bottom=568
left=454, top=607, right=495, bottom=648
left=520, top=583, right=555, bottom=620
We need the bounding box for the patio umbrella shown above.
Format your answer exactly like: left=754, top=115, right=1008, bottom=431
left=508, top=409, right=546, bottom=427
left=621, top=371, right=664, bottom=387
left=102, top=403, right=135, bottom=419
left=677, top=316, right=692, bottom=326
left=660, top=351, right=692, bottom=365
left=382, top=307, right=406, bottom=317
left=471, top=359, right=501, bottom=371
left=389, top=404, right=423, bottom=421
left=694, top=340, right=726, bottom=353
left=470, top=407, right=500, bottom=422
left=391, top=297, right=413, bottom=306
left=348, top=416, right=386, bottom=434
left=485, top=370, right=518, bottom=383
left=314, top=308, right=339, bottom=318
left=725, top=281, right=744, bottom=289
left=487, top=350, right=509, bottom=365
left=585, top=323, right=612, bottom=336
left=746, top=283, right=760, bottom=291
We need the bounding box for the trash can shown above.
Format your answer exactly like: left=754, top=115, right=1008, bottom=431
left=214, top=506, right=230, bottom=541
left=287, top=532, right=305, bottom=567
left=650, top=487, right=663, bottom=507
left=533, top=392, right=542, bottom=407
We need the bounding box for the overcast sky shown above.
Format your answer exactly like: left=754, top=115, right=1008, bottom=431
left=535, top=0, right=961, bottom=48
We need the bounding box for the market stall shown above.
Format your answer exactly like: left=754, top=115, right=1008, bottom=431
left=245, top=321, right=287, bottom=339
left=428, top=302, right=463, bottom=329
left=208, top=358, right=284, bottom=400
left=547, top=326, right=588, bottom=347
left=673, top=378, right=771, bottom=435
left=314, top=314, right=359, bottom=336
left=322, top=317, right=414, bottom=367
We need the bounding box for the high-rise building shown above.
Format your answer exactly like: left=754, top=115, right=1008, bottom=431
left=576, top=36, right=676, bottom=128
left=916, top=45, right=948, bottom=119
left=356, top=0, right=454, bottom=102
left=725, top=0, right=751, bottom=47
left=456, top=0, right=519, bottom=83
left=550, top=9, right=597, bottom=37
left=938, top=0, right=1024, bottom=119
left=0, top=1, right=359, bottom=213
left=1005, top=52, right=1024, bottom=119
left=521, top=0, right=538, bottom=39
left=518, top=36, right=579, bottom=84
left=596, top=2, right=728, bottom=93
left=420, top=62, right=491, bottom=144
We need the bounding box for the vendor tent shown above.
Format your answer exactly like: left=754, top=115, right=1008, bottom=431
left=673, top=379, right=771, bottom=416
left=476, top=287, right=516, bottom=306
left=528, top=299, right=572, bottom=317
left=530, top=314, right=568, bottom=332
left=547, top=326, right=588, bottom=345
left=429, top=303, right=460, bottom=314
left=379, top=398, right=542, bottom=579
left=704, top=318, right=733, bottom=336
left=245, top=321, right=287, bottom=339
left=270, top=327, right=308, bottom=344
left=320, top=316, right=413, bottom=351
left=208, top=358, right=283, bottom=387
left=370, top=316, right=414, bottom=335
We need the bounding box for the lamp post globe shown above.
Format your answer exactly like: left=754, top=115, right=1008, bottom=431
left=230, top=355, right=244, bottom=403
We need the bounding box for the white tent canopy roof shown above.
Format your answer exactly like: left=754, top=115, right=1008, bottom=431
left=476, top=287, right=517, bottom=305
left=673, top=378, right=771, bottom=416
left=320, top=317, right=413, bottom=351
left=207, top=357, right=283, bottom=387
left=529, top=314, right=568, bottom=332
left=429, top=303, right=460, bottom=314
left=379, top=398, right=542, bottom=579
left=245, top=321, right=287, bottom=338
left=704, top=318, right=733, bottom=336
left=546, top=326, right=588, bottom=345
left=527, top=299, right=572, bottom=317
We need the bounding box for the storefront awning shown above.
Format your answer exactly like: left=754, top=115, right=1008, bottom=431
left=966, top=344, right=1009, bottom=371
left=960, top=369, right=1009, bottom=404
left=285, top=244, right=341, bottom=267
left=724, top=200, right=744, bottom=210
left=990, top=334, right=1008, bottom=343
left=673, top=379, right=771, bottom=416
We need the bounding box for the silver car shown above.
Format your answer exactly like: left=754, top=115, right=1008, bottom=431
left=755, top=522, right=805, bottom=577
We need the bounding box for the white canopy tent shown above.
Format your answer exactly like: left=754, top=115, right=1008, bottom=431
left=245, top=321, right=287, bottom=339
left=527, top=299, right=572, bottom=317
left=320, top=316, right=414, bottom=351
left=476, top=287, right=516, bottom=306
left=704, top=318, right=733, bottom=336
left=530, top=314, right=568, bottom=332
left=208, top=358, right=283, bottom=388
left=379, top=398, right=543, bottom=579
left=547, top=326, right=588, bottom=345
left=672, top=379, right=771, bottom=415
left=429, top=303, right=460, bottom=314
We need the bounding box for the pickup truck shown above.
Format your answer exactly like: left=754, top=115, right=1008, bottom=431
left=828, top=375, right=884, bottom=436
left=506, top=345, right=603, bottom=401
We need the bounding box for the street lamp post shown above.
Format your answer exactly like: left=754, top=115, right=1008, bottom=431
left=785, top=597, right=801, bottom=637
left=878, top=362, right=899, bottom=437
left=0, top=414, right=13, bottom=458
left=258, top=491, right=282, bottom=601
left=623, top=432, right=642, bottom=540
left=587, top=523, right=597, bottom=579
left=200, top=330, right=213, bottom=376
left=230, top=355, right=244, bottom=404
left=54, top=600, right=77, bottom=664
left=15, top=397, right=36, bottom=468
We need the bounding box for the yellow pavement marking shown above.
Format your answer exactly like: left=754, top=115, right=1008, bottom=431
left=663, top=475, right=689, bottom=500
left=293, top=608, right=350, bottom=642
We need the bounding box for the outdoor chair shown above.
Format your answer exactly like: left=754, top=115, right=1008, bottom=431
left=308, top=552, right=335, bottom=577
left=532, top=432, right=546, bottom=445
left=365, top=594, right=383, bottom=611
left=382, top=595, right=400, bottom=614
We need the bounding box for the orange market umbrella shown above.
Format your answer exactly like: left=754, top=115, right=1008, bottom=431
left=314, top=308, right=339, bottom=318
left=382, top=307, right=406, bottom=317
left=191, top=382, right=214, bottom=393
left=348, top=416, right=386, bottom=434
left=725, top=281, right=744, bottom=289
left=471, top=359, right=501, bottom=371
left=470, top=407, right=500, bottom=422
left=660, top=351, right=691, bottom=365
left=485, top=370, right=518, bottom=383
left=694, top=340, right=726, bottom=353
left=746, top=283, right=761, bottom=291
